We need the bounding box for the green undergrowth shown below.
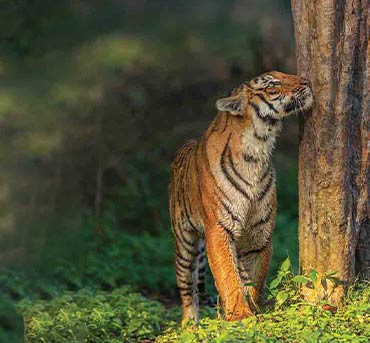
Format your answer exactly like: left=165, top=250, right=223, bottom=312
left=157, top=283, right=370, bottom=343
left=19, top=257, right=370, bottom=343
left=0, top=225, right=176, bottom=342
left=21, top=287, right=214, bottom=343
left=20, top=280, right=370, bottom=343
left=22, top=287, right=168, bottom=343
left=157, top=258, right=370, bottom=342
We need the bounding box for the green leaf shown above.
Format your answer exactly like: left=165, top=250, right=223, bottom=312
left=280, top=257, right=291, bottom=272
left=310, top=270, right=317, bottom=284
left=244, top=282, right=257, bottom=287
left=269, top=274, right=283, bottom=290
left=292, top=275, right=309, bottom=284
left=276, top=291, right=289, bottom=305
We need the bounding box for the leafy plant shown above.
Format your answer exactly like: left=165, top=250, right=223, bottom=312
left=267, top=257, right=300, bottom=306
left=22, top=287, right=167, bottom=343
left=157, top=283, right=370, bottom=343
left=268, top=257, right=346, bottom=309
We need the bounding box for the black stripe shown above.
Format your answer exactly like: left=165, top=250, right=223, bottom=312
left=174, top=232, right=196, bottom=257
left=256, top=93, right=278, bottom=114
left=178, top=149, right=200, bottom=235
left=182, top=232, right=195, bottom=248
left=176, top=252, right=193, bottom=264
left=198, top=254, right=206, bottom=263
left=203, top=140, right=232, bottom=203
left=251, top=207, right=273, bottom=228
left=243, top=153, right=259, bottom=163
left=238, top=244, right=269, bottom=259
left=174, top=229, right=194, bottom=250
left=176, top=264, right=190, bottom=275
left=250, top=101, right=279, bottom=126
left=257, top=171, right=274, bottom=201
left=175, top=257, right=192, bottom=270
left=217, top=220, right=235, bottom=241
left=181, top=159, right=200, bottom=234
left=176, top=265, right=191, bottom=276
left=252, top=123, right=269, bottom=141
left=177, top=288, right=192, bottom=296
left=221, top=114, right=229, bottom=133
left=259, top=164, right=271, bottom=182
left=204, top=150, right=231, bottom=202
left=193, top=150, right=206, bottom=237
left=244, top=246, right=266, bottom=255
left=215, top=192, right=242, bottom=225
left=227, top=146, right=252, bottom=187
left=253, top=130, right=269, bottom=142
left=198, top=265, right=206, bottom=273
left=177, top=278, right=193, bottom=287
left=220, top=134, right=251, bottom=200
left=177, top=286, right=191, bottom=291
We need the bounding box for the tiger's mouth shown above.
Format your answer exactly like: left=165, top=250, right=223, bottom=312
left=283, top=89, right=314, bottom=116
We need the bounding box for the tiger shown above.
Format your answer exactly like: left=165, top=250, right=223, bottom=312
left=169, top=71, right=314, bottom=324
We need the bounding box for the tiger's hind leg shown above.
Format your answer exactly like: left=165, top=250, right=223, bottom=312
left=197, top=238, right=216, bottom=306
left=174, top=225, right=202, bottom=325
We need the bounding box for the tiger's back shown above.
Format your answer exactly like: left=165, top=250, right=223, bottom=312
left=169, top=139, right=203, bottom=236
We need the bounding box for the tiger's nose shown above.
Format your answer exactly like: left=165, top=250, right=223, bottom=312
left=300, top=78, right=309, bottom=86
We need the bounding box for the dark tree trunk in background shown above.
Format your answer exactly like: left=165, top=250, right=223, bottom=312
left=291, top=0, right=369, bottom=304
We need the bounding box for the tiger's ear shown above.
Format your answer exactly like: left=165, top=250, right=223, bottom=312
left=215, top=95, right=244, bottom=116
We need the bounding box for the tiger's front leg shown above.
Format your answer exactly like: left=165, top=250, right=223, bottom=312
left=238, top=242, right=272, bottom=310
left=204, top=217, right=253, bottom=321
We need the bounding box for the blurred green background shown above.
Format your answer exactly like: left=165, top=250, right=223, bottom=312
left=0, top=0, right=299, bottom=341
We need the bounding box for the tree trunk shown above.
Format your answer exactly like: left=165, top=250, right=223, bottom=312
left=291, top=0, right=369, bottom=304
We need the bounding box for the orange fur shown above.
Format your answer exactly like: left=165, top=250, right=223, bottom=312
left=169, top=71, right=314, bottom=323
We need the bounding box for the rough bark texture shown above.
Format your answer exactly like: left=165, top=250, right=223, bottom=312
left=291, top=0, right=369, bottom=304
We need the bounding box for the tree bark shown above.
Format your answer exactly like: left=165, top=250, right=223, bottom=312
left=291, top=0, right=369, bottom=304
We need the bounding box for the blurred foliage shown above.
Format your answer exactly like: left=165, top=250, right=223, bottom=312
left=0, top=0, right=304, bottom=340
left=0, top=0, right=295, bottom=258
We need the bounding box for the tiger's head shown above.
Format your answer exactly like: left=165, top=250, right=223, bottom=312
left=216, top=71, right=314, bottom=119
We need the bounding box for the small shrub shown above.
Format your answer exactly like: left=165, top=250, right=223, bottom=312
left=22, top=287, right=167, bottom=343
